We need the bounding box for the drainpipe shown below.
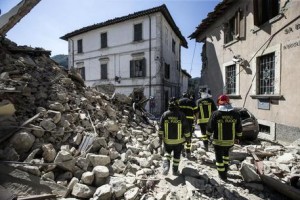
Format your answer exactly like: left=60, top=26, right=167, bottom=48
left=160, top=17, right=164, bottom=113
left=69, top=38, right=74, bottom=69
left=179, top=46, right=181, bottom=97
left=148, top=15, right=152, bottom=113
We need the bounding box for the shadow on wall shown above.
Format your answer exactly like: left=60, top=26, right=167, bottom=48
left=202, top=40, right=224, bottom=102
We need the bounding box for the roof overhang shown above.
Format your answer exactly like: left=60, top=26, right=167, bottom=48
left=188, top=0, right=235, bottom=41
left=60, top=4, right=188, bottom=48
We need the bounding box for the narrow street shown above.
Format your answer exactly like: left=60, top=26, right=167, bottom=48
left=1, top=0, right=300, bottom=199
left=149, top=127, right=295, bottom=200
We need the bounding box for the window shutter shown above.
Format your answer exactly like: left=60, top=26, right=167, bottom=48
left=77, top=39, right=83, bottom=53
left=134, top=23, right=142, bottom=41
left=142, top=58, right=146, bottom=77
left=239, top=9, right=246, bottom=39
left=253, top=0, right=259, bottom=26
left=82, top=67, right=86, bottom=80
left=101, top=64, right=107, bottom=79
left=101, top=33, right=107, bottom=48
left=130, top=60, right=134, bottom=77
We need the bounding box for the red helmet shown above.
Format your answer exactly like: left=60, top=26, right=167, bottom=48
left=217, top=95, right=230, bottom=105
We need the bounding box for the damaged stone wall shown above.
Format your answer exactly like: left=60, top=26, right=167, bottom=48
left=0, top=38, right=161, bottom=199
left=1, top=38, right=300, bottom=200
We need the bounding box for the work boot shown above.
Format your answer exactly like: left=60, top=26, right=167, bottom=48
left=185, top=148, right=191, bottom=159
left=186, top=152, right=191, bottom=159
left=172, top=168, right=180, bottom=176
left=219, top=172, right=227, bottom=181
left=162, top=160, right=170, bottom=175
left=224, top=164, right=229, bottom=173
left=204, top=141, right=209, bottom=152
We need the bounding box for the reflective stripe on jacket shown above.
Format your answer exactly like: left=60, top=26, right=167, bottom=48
left=178, top=97, right=197, bottom=121
left=206, top=109, right=242, bottom=147
left=159, top=109, right=190, bottom=145
left=196, top=97, right=217, bottom=124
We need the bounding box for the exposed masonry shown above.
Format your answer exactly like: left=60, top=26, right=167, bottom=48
left=1, top=38, right=300, bottom=199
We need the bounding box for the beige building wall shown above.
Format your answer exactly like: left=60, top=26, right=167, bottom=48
left=197, top=0, right=300, bottom=143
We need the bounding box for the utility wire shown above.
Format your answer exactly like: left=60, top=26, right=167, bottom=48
left=189, top=41, right=197, bottom=75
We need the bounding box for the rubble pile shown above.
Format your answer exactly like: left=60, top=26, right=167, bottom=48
left=1, top=38, right=300, bottom=200
left=0, top=38, right=162, bottom=199
left=178, top=139, right=300, bottom=199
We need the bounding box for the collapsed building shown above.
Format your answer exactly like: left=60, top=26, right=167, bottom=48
left=1, top=38, right=300, bottom=200
left=0, top=37, right=161, bottom=199
left=0, top=1, right=300, bottom=200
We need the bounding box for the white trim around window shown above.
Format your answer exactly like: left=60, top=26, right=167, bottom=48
left=251, top=44, right=281, bottom=96
left=222, top=60, right=240, bottom=95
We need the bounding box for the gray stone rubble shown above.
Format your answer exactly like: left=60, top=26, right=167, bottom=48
left=0, top=38, right=299, bottom=199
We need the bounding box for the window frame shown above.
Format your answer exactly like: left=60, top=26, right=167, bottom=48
left=251, top=44, right=281, bottom=98
left=253, top=0, right=280, bottom=27
left=224, top=10, right=242, bottom=44
left=222, top=61, right=240, bottom=97
left=130, top=58, right=146, bottom=78
left=77, top=39, right=83, bottom=53
left=101, top=63, right=108, bottom=80
left=257, top=53, right=275, bottom=95
left=76, top=62, right=85, bottom=80
left=101, top=32, right=107, bottom=49
left=133, top=23, right=143, bottom=42
left=164, top=63, right=170, bottom=79
left=172, top=39, right=176, bottom=53
left=225, top=64, right=237, bottom=95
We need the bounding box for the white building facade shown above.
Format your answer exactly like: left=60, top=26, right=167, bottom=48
left=190, top=0, right=300, bottom=143
left=61, top=5, right=187, bottom=116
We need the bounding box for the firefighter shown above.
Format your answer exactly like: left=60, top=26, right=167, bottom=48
left=178, top=92, right=197, bottom=158
left=158, top=97, right=190, bottom=176
left=206, top=94, right=242, bottom=181
left=195, top=89, right=217, bottom=151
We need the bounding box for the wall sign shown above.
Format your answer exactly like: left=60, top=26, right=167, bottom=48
left=258, top=99, right=270, bottom=110
left=283, top=39, right=300, bottom=50
left=284, top=23, right=300, bottom=34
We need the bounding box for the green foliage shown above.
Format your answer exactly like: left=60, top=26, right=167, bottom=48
left=51, top=54, right=68, bottom=69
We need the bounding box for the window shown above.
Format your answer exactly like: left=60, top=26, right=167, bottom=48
left=77, top=39, right=83, bottom=53
left=78, top=67, right=85, bottom=80
left=134, top=23, right=142, bottom=41
left=133, top=91, right=144, bottom=102
left=258, top=53, right=275, bottom=95
left=76, top=62, right=85, bottom=80
left=165, top=90, right=169, bottom=111
left=165, top=63, right=170, bottom=79
left=224, top=10, right=242, bottom=43
left=101, top=63, right=107, bottom=79
left=172, top=39, right=176, bottom=53
left=130, top=58, right=146, bottom=77
left=259, top=124, right=271, bottom=134
left=225, top=64, right=236, bottom=94
left=253, top=0, right=279, bottom=26
left=101, top=32, right=107, bottom=48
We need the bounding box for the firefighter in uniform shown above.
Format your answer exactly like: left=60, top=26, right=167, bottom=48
left=159, top=97, right=190, bottom=176
left=206, top=94, right=242, bottom=180
left=195, top=90, right=217, bottom=151
left=178, top=92, right=197, bottom=158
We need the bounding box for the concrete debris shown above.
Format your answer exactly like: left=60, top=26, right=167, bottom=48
left=1, top=38, right=299, bottom=200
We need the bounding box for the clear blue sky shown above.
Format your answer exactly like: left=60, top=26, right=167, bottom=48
left=0, top=0, right=220, bottom=78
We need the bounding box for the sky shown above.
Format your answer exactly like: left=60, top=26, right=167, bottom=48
left=0, top=0, right=220, bottom=78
